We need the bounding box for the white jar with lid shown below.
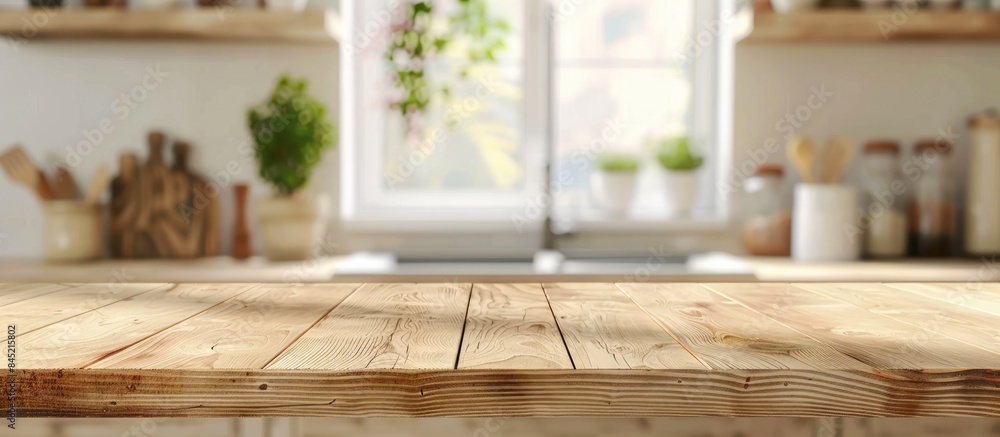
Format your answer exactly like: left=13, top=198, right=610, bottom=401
left=966, top=110, right=1000, bottom=256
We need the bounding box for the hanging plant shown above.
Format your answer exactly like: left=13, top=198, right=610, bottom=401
left=386, top=0, right=510, bottom=140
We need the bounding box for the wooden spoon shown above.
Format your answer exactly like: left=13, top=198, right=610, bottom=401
left=820, top=137, right=855, bottom=184
left=85, top=165, right=111, bottom=205
left=52, top=166, right=80, bottom=200
left=0, top=146, right=54, bottom=200
left=786, top=136, right=817, bottom=183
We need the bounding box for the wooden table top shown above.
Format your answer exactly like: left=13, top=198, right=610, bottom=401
left=5, top=282, right=1000, bottom=418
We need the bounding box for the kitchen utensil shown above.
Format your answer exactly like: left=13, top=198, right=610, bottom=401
left=786, top=136, right=817, bottom=183
left=85, top=165, right=111, bottom=205
left=53, top=166, right=81, bottom=200
left=0, top=145, right=54, bottom=200
left=792, top=183, right=860, bottom=262
left=818, top=136, right=855, bottom=184
left=231, top=184, right=253, bottom=260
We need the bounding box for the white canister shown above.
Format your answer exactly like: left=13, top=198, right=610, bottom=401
left=966, top=111, right=1000, bottom=255
left=792, top=184, right=860, bottom=262
left=44, top=201, right=103, bottom=262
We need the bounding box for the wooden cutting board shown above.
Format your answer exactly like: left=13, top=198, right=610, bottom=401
left=110, top=132, right=221, bottom=259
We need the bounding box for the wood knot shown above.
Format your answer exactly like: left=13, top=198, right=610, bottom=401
left=259, top=383, right=268, bottom=390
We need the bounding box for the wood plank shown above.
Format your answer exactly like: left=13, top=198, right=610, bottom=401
left=0, top=283, right=76, bottom=307
left=18, top=284, right=257, bottom=369
left=745, top=11, right=1000, bottom=44
left=267, top=283, right=472, bottom=370
left=618, top=283, right=867, bottom=370
left=1, top=283, right=166, bottom=334
left=90, top=284, right=362, bottom=370
left=799, top=283, right=1000, bottom=357
left=0, top=10, right=340, bottom=44
left=543, top=283, right=704, bottom=370
left=884, top=283, right=1000, bottom=317
left=17, top=368, right=1000, bottom=417
left=705, top=284, right=1000, bottom=369
left=457, top=284, right=571, bottom=370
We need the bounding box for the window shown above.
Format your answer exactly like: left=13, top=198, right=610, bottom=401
left=341, top=0, right=735, bottom=228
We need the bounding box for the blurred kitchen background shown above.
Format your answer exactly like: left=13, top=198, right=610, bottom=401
left=5, top=0, right=1000, bottom=435
left=3, top=0, right=1000, bottom=284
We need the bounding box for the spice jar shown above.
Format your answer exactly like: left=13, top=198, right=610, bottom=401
left=742, top=165, right=792, bottom=257
left=966, top=110, right=1000, bottom=256
left=908, top=139, right=956, bottom=258
left=861, top=140, right=907, bottom=258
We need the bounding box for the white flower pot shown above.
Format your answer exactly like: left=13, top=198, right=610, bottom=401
left=255, top=194, right=329, bottom=261
left=595, top=172, right=638, bottom=216
left=265, top=0, right=306, bottom=12
left=663, top=170, right=698, bottom=216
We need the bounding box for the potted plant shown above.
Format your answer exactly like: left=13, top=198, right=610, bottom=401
left=656, top=136, right=703, bottom=216
left=248, top=75, right=336, bottom=260
left=594, top=153, right=640, bottom=216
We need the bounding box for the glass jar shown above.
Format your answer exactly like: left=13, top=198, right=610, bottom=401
left=742, top=165, right=791, bottom=257
left=909, top=140, right=957, bottom=258
left=861, top=140, right=908, bottom=258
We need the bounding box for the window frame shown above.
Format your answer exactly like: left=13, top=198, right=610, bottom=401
left=339, top=0, right=736, bottom=239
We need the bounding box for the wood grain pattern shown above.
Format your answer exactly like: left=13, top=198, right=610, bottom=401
left=619, top=283, right=867, bottom=370
left=885, top=283, right=1000, bottom=317
left=0, top=283, right=76, bottom=307
left=17, top=368, right=1000, bottom=417
left=18, top=284, right=256, bottom=368
left=745, top=11, right=1000, bottom=43
left=267, top=283, right=472, bottom=370
left=706, top=283, right=1000, bottom=369
left=458, top=284, right=571, bottom=369
left=799, top=283, right=1000, bottom=357
left=9, top=282, right=1000, bottom=418
left=543, top=283, right=703, bottom=370
left=91, top=284, right=361, bottom=370
left=0, top=10, right=340, bottom=44
left=1, top=283, right=166, bottom=333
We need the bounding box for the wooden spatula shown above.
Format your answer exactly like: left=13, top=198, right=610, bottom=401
left=0, top=146, right=54, bottom=200
left=819, top=137, right=855, bottom=184
left=52, top=166, right=80, bottom=200
left=85, top=165, right=111, bottom=205
left=786, top=136, right=817, bottom=183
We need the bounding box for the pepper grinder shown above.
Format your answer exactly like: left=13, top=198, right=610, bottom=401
left=231, top=184, right=253, bottom=260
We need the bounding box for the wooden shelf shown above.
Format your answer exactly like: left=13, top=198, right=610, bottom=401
left=744, top=10, right=1000, bottom=43
left=0, top=9, right=340, bottom=44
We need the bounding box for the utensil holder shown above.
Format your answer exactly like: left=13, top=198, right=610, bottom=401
left=43, top=201, right=102, bottom=262
left=792, top=184, right=860, bottom=262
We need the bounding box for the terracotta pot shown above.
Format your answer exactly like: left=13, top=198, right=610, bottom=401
left=255, top=193, right=329, bottom=261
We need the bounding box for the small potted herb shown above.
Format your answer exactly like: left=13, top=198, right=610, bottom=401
left=595, top=153, right=640, bottom=216
left=248, top=75, right=336, bottom=260
left=656, top=136, right=704, bottom=215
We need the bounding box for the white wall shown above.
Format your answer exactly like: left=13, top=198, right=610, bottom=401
left=0, top=39, right=339, bottom=258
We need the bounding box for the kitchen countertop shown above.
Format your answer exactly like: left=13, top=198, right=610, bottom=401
left=0, top=256, right=997, bottom=282
left=9, top=282, right=1000, bottom=417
